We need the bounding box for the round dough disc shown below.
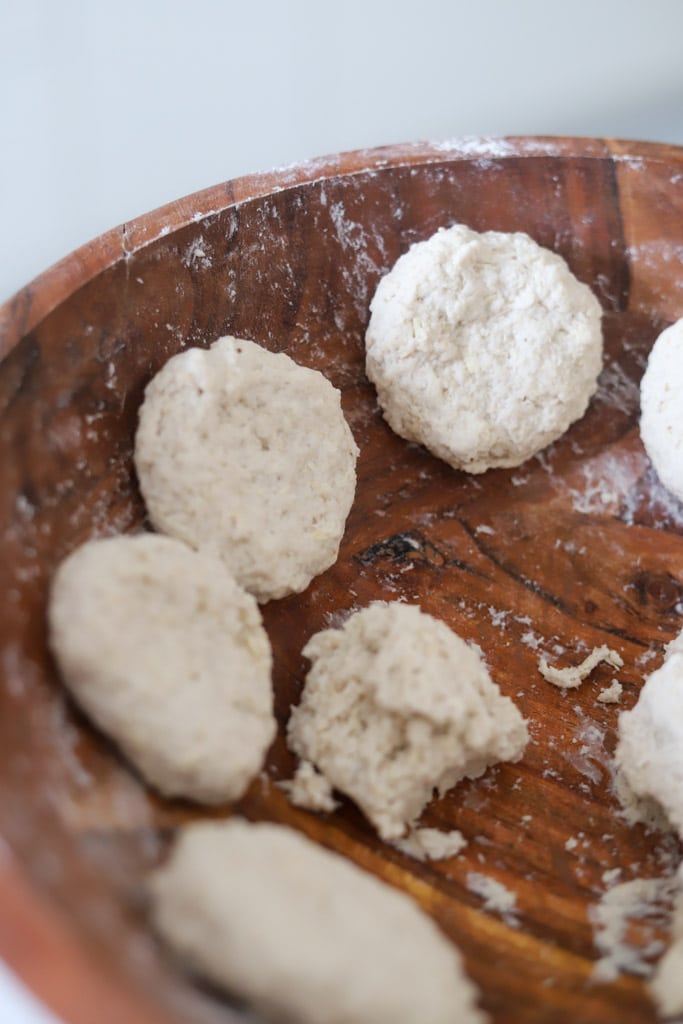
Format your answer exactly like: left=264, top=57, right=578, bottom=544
left=365, top=223, right=603, bottom=473
left=48, top=533, right=275, bottom=803
left=287, top=602, right=528, bottom=840
left=640, top=318, right=683, bottom=501
left=149, top=819, right=485, bottom=1024
left=134, top=336, right=358, bottom=602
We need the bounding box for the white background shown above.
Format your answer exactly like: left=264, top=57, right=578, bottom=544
left=2, top=0, right=683, bottom=306
left=1, top=2, right=683, bottom=1021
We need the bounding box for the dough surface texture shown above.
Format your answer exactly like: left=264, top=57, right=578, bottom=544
left=287, top=602, right=528, bottom=840
left=615, top=630, right=683, bottom=838
left=135, top=336, right=358, bottom=602
left=149, top=819, right=485, bottom=1024
left=48, top=534, right=275, bottom=803
left=640, top=318, right=683, bottom=501
left=365, top=223, right=603, bottom=473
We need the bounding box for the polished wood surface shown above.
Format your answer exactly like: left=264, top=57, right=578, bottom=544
left=1, top=138, right=683, bottom=1024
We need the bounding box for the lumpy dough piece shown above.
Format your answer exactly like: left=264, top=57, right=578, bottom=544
left=640, top=318, right=683, bottom=501
left=48, top=534, right=275, bottom=803
left=616, top=631, right=683, bottom=838
left=134, top=336, right=359, bottom=602
left=149, top=820, right=486, bottom=1024
left=287, top=603, right=528, bottom=841
left=365, top=223, right=603, bottom=473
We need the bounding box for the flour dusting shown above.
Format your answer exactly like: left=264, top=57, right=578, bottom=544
left=590, top=875, right=678, bottom=982
left=467, top=872, right=518, bottom=926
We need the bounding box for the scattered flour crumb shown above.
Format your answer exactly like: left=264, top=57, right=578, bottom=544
left=392, top=827, right=467, bottom=862
left=474, top=524, right=495, bottom=536
left=602, top=868, right=623, bottom=886
left=590, top=876, right=678, bottom=982
left=538, top=645, right=623, bottom=690
left=565, top=836, right=578, bottom=851
left=521, top=630, right=543, bottom=651
left=278, top=761, right=338, bottom=813
left=467, top=872, right=518, bottom=926
left=597, top=680, right=623, bottom=704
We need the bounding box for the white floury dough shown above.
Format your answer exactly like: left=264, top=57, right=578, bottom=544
left=650, top=866, right=683, bottom=1018
left=391, top=827, right=467, bottom=862
left=48, top=534, right=275, bottom=803
left=365, top=223, right=603, bottom=473
left=287, top=603, right=528, bottom=841
left=135, top=336, right=358, bottom=602
left=149, top=820, right=485, bottom=1024
left=640, top=318, right=683, bottom=502
left=615, top=632, right=683, bottom=837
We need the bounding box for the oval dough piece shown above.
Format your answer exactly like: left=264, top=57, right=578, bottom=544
left=149, top=819, right=485, bottom=1024
left=640, top=318, right=683, bottom=501
left=365, top=223, right=603, bottom=473
left=615, top=630, right=683, bottom=838
left=135, top=336, right=359, bottom=602
left=48, top=534, right=275, bottom=803
left=287, top=602, right=528, bottom=840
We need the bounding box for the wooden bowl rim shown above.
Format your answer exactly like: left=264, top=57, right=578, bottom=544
left=3, top=134, right=683, bottom=359
left=3, top=133, right=683, bottom=1022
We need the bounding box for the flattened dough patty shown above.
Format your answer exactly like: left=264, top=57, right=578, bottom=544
left=135, top=336, right=359, bottom=602
left=615, top=628, right=683, bottom=839
left=640, top=318, right=683, bottom=501
left=365, top=223, right=603, bottom=473
left=149, top=819, right=485, bottom=1024
left=287, top=603, right=528, bottom=840
left=48, top=534, right=275, bottom=803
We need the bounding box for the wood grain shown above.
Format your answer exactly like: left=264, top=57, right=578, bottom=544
left=1, top=137, right=683, bottom=1024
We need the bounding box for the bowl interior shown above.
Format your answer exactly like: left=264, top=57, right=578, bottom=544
left=2, top=138, right=683, bottom=1024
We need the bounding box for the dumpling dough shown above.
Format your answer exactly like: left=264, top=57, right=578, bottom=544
left=615, top=629, right=683, bottom=837
left=48, top=534, right=275, bottom=803
left=365, top=223, right=603, bottom=473
left=287, top=603, right=528, bottom=840
left=149, top=819, right=485, bottom=1024
left=135, top=336, right=359, bottom=602
left=640, top=318, right=683, bottom=501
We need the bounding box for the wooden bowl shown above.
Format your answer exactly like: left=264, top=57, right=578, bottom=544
left=1, top=137, right=682, bottom=1024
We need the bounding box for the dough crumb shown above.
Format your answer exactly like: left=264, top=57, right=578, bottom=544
left=466, top=872, right=518, bottom=926
left=392, top=827, right=467, bottom=862
left=538, top=645, right=623, bottom=690
left=149, top=820, right=486, bottom=1024
left=278, top=760, right=338, bottom=813
left=597, top=680, right=624, bottom=704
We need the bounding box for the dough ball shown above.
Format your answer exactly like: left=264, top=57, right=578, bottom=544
left=149, top=819, right=485, bottom=1024
left=615, top=631, right=683, bottom=838
left=640, top=318, right=683, bottom=501
left=287, top=603, right=528, bottom=840
left=48, top=534, right=275, bottom=803
left=135, top=336, right=359, bottom=602
left=365, top=223, right=603, bottom=473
